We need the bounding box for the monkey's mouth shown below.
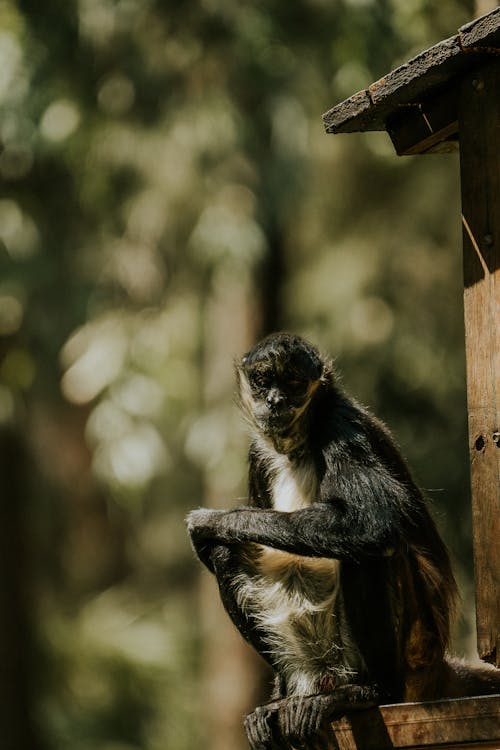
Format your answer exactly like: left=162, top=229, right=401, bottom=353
left=257, top=407, right=296, bottom=435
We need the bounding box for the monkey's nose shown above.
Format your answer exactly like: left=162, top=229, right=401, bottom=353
left=266, top=389, right=285, bottom=411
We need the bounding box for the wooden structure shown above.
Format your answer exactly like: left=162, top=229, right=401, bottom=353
left=330, top=695, right=500, bottom=750
left=323, top=8, right=500, bottom=749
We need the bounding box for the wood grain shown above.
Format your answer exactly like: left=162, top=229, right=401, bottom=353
left=328, top=695, right=500, bottom=749
left=386, top=81, right=459, bottom=156
left=459, top=59, right=500, bottom=666
left=459, top=7, right=500, bottom=49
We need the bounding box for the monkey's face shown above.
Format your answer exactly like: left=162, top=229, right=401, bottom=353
left=237, top=333, right=324, bottom=439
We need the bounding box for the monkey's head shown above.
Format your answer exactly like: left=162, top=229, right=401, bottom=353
left=237, top=333, right=330, bottom=451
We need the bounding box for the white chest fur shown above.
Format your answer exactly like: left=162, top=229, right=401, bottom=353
left=252, top=435, right=318, bottom=512
left=270, top=452, right=318, bottom=512
left=237, top=441, right=364, bottom=695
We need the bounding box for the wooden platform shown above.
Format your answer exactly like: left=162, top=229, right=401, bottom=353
left=329, top=695, right=500, bottom=749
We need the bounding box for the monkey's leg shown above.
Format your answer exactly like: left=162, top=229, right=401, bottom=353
left=206, top=546, right=291, bottom=750
left=201, top=542, right=278, bottom=673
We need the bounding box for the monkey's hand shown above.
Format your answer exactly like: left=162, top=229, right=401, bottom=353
left=186, top=508, right=229, bottom=572
left=186, top=507, right=226, bottom=535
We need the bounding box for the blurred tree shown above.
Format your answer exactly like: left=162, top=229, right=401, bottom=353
left=0, top=425, right=45, bottom=750
left=475, top=1, right=498, bottom=16
left=0, top=0, right=479, bottom=748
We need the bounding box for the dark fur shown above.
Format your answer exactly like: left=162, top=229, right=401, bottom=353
left=186, top=333, right=499, bottom=749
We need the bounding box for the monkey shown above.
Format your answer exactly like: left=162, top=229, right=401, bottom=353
left=186, top=332, right=500, bottom=750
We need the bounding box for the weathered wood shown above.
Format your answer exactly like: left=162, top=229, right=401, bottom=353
left=322, top=91, right=387, bottom=134
left=368, top=35, right=462, bottom=109
left=387, top=82, right=459, bottom=156
left=460, top=7, right=500, bottom=50
left=458, top=59, right=500, bottom=667
left=323, top=34, right=463, bottom=134
left=322, top=90, right=373, bottom=134
left=323, top=7, right=500, bottom=137
left=329, top=695, right=500, bottom=749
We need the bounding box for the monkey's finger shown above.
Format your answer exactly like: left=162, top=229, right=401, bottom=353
left=297, top=696, right=320, bottom=737
left=247, top=707, right=288, bottom=750
left=243, top=725, right=262, bottom=750
left=291, top=697, right=306, bottom=737
left=244, top=714, right=267, bottom=750
left=245, top=730, right=270, bottom=750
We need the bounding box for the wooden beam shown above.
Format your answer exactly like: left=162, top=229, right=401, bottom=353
left=459, top=7, right=500, bottom=49
left=329, top=695, right=500, bottom=749
left=387, top=82, right=459, bottom=156
left=458, top=58, right=500, bottom=666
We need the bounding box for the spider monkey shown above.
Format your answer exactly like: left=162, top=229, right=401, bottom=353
left=186, top=332, right=500, bottom=750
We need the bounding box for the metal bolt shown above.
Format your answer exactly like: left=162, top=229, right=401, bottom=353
left=472, top=78, right=484, bottom=91
left=484, top=234, right=494, bottom=246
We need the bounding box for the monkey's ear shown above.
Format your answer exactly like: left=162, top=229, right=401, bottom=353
left=320, top=356, right=336, bottom=385
left=234, top=355, right=247, bottom=371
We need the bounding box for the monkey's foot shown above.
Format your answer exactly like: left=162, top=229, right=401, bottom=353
left=277, top=686, right=379, bottom=749
left=276, top=694, right=337, bottom=749
left=244, top=703, right=288, bottom=750
left=245, top=686, right=379, bottom=750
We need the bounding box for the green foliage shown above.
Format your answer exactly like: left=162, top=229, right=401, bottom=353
left=0, top=0, right=478, bottom=747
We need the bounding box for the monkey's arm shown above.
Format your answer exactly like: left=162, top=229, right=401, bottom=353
left=190, top=440, right=416, bottom=564
left=187, top=504, right=393, bottom=570
left=187, top=460, right=410, bottom=568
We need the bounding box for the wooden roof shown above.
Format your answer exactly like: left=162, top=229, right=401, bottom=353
left=323, top=7, right=500, bottom=136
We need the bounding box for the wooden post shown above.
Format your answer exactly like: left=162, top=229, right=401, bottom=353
left=322, top=11, right=500, bottom=744
left=459, top=58, right=500, bottom=666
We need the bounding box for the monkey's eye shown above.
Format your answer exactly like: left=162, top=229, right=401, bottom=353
left=286, top=379, right=307, bottom=394
left=249, top=372, right=271, bottom=390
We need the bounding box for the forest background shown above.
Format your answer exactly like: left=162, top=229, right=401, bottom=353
left=0, top=1, right=495, bottom=749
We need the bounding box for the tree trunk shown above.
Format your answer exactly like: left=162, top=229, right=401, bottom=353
left=0, top=426, right=45, bottom=750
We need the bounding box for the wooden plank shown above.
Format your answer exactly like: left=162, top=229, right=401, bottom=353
left=387, top=82, right=459, bottom=156
left=390, top=120, right=458, bottom=157
left=367, top=35, right=462, bottom=108
left=459, top=7, right=500, bottom=50
left=323, top=34, right=463, bottom=135
left=458, top=58, right=500, bottom=666
left=329, top=695, right=500, bottom=749
left=322, top=89, right=374, bottom=134
left=322, top=7, right=500, bottom=136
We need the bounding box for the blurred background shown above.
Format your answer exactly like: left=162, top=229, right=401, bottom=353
left=0, top=1, right=495, bottom=749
